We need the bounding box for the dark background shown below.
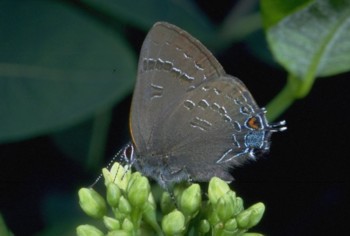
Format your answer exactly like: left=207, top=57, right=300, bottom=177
left=0, top=1, right=348, bottom=235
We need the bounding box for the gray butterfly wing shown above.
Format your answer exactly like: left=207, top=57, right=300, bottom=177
left=130, top=22, right=265, bottom=182
left=149, top=75, right=263, bottom=181
left=130, top=22, right=226, bottom=153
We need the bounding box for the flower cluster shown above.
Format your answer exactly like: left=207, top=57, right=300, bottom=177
left=77, top=162, right=265, bottom=236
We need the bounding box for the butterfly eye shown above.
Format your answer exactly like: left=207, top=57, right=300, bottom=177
left=246, top=116, right=262, bottom=130
left=123, top=144, right=135, bottom=163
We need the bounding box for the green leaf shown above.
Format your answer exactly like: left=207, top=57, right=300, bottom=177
left=51, top=109, right=113, bottom=169
left=0, top=214, right=13, bottom=236
left=263, top=0, right=350, bottom=81
left=261, top=0, right=314, bottom=28
left=0, top=0, right=136, bottom=142
left=80, top=0, right=215, bottom=43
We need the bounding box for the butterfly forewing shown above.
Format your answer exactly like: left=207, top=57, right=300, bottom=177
left=130, top=22, right=225, bottom=153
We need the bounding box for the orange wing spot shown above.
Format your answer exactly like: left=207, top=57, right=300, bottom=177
left=247, top=117, right=261, bottom=130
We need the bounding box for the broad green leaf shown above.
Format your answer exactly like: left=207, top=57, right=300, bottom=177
left=80, top=0, right=215, bottom=43
left=263, top=0, right=350, bottom=79
left=261, top=0, right=313, bottom=28
left=0, top=214, right=13, bottom=236
left=0, top=1, right=136, bottom=142
left=51, top=109, right=115, bottom=169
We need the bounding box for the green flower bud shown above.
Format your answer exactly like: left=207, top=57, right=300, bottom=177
left=127, top=175, right=150, bottom=207
left=78, top=188, right=106, bottom=219
left=208, top=177, right=231, bottom=205
left=180, top=183, right=201, bottom=217
left=160, top=191, right=175, bottom=214
left=103, top=162, right=130, bottom=190
left=127, top=172, right=142, bottom=189
left=107, top=230, right=131, bottom=236
left=221, top=228, right=239, bottom=236
left=142, top=201, right=162, bottom=235
left=102, top=168, right=113, bottom=186
left=236, top=209, right=251, bottom=229
left=245, top=202, right=265, bottom=229
left=234, top=197, right=244, bottom=216
left=224, top=218, right=238, bottom=232
left=198, top=219, right=210, bottom=234
left=76, top=225, right=104, bottom=236
left=103, top=216, right=120, bottom=231
left=213, top=222, right=224, bottom=231
left=206, top=203, right=220, bottom=226
left=216, top=192, right=236, bottom=222
left=147, top=190, right=156, bottom=207
left=118, top=196, right=131, bottom=215
left=122, top=218, right=134, bottom=232
left=236, top=203, right=265, bottom=230
left=107, top=183, right=121, bottom=208
left=113, top=208, right=126, bottom=221
left=162, top=209, right=185, bottom=235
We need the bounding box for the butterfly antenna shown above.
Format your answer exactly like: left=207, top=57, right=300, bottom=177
left=89, top=144, right=128, bottom=188
left=111, top=142, right=135, bottom=183
left=269, top=120, right=287, bottom=132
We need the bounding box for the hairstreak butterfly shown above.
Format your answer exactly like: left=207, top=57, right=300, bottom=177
left=122, top=22, right=286, bottom=189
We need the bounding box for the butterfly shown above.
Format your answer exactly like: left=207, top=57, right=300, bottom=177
left=123, top=22, right=286, bottom=189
